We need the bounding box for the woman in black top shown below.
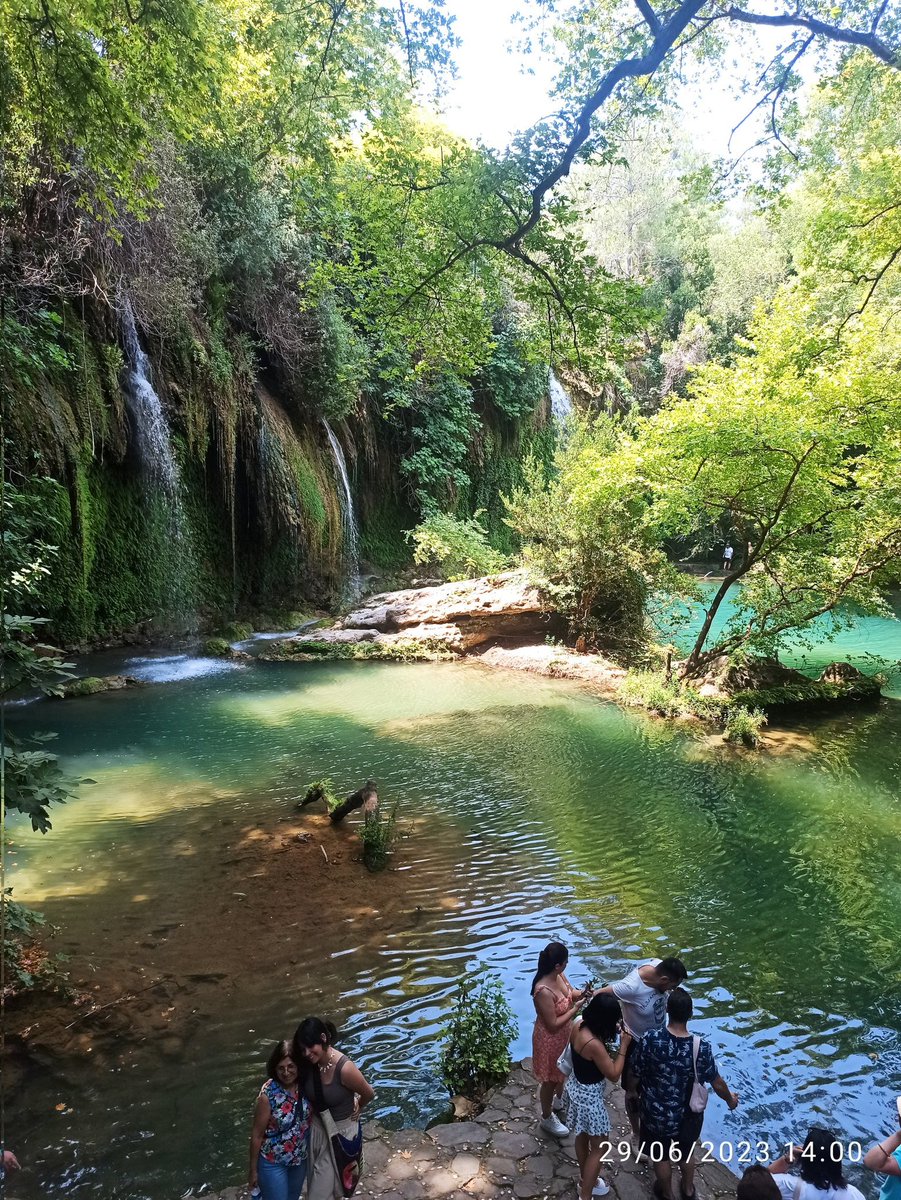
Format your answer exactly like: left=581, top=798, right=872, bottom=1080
left=563, top=994, right=632, bottom=1200
left=293, top=1017, right=374, bottom=1200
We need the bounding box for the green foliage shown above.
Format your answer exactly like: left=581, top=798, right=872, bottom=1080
left=407, top=511, right=509, bottom=581
left=476, top=318, right=548, bottom=421
left=300, top=296, right=368, bottom=421
left=361, top=804, right=398, bottom=872
left=1, top=472, right=76, bottom=832
left=618, top=670, right=726, bottom=722
left=439, top=976, right=517, bottom=1100
left=723, top=706, right=768, bottom=747
left=303, top=778, right=340, bottom=813
left=61, top=676, right=108, bottom=697
left=203, top=638, right=232, bottom=657
left=635, top=292, right=901, bottom=673
left=504, top=423, right=668, bottom=658
left=401, top=373, right=479, bottom=508
left=1, top=896, right=68, bottom=995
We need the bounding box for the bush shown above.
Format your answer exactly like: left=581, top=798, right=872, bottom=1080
left=203, top=637, right=232, bottom=657
left=723, top=705, right=767, bottom=747
left=361, top=804, right=397, bottom=872
left=406, top=510, right=509, bottom=581
left=619, top=670, right=729, bottom=724
left=439, top=976, right=516, bottom=1100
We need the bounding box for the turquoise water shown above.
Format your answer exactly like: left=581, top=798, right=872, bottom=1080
left=4, top=649, right=901, bottom=1198
left=656, top=585, right=901, bottom=696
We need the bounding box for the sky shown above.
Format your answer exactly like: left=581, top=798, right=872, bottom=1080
left=437, top=0, right=796, bottom=163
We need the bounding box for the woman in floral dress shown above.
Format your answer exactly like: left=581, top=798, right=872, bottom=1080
left=531, top=941, right=592, bottom=1137
left=248, top=1040, right=312, bottom=1200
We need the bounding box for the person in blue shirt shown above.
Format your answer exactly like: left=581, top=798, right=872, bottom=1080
left=632, top=987, right=739, bottom=1200
left=864, top=1110, right=901, bottom=1200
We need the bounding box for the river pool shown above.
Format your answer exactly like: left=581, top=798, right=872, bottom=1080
left=5, top=651, right=901, bottom=1198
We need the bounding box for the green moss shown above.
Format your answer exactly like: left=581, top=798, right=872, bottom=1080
left=219, top=622, right=252, bottom=640
left=62, top=676, right=108, bottom=697
left=360, top=493, right=416, bottom=570
left=278, top=638, right=456, bottom=662
left=203, top=637, right=232, bottom=657
left=730, top=678, right=883, bottom=709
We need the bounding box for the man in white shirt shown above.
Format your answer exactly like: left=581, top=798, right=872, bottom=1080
left=722, top=544, right=734, bottom=571
left=598, top=956, right=687, bottom=1137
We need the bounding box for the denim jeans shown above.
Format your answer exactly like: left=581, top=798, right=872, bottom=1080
left=258, top=1154, right=308, bottom=1200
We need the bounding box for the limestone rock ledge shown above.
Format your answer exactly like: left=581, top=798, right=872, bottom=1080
left=275, top=572, right=566, bottom=656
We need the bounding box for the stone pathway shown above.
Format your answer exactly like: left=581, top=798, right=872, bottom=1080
left=196, top=1059, right=738, bottom=1200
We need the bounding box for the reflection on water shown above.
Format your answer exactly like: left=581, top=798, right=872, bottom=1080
left=6, top=661, right=901, bottom=1198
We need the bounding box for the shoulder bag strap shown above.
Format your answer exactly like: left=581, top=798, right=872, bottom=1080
left=311, top=1066, right=330, bottom=1116
left=691, top=1035, right=701, bottom=1082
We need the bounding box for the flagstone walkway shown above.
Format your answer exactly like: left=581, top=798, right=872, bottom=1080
left=201, top=1058, right=738, bottom=1200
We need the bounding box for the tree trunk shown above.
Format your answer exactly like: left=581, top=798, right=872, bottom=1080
left=330, top=779, right=379, bottom=824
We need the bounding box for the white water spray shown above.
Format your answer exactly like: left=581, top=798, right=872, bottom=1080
left=323, top=419, right=361, bottom=597
left=549, top=369, right=573, bottom=424
left=119, top=296, right=196, bottom=622
left=120, top=298, right=180, bottom=494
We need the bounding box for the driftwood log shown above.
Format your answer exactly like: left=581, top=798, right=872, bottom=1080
left=298, top=779, right=379, bottom=824
left=330, top=780, right=379, bottom=824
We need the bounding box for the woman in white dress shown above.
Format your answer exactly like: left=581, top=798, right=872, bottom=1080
left=563, top=993, right=632, bottom=1200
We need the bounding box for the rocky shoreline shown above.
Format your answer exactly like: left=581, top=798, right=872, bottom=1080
left=188, top=1058, right=738, bottom=1200
left=266, top=572, right=883, bottom=720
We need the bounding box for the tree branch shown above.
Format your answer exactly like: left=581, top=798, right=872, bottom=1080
left=837, top=244, right=901, bottom=333
left=634, top=0, right=661, bottom=33
left=724, top=6, right=899, bottom=68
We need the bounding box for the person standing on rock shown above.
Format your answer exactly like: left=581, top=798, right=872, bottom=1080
left=294, top=1017, right=374, bottom=1200
left=597, top=955, right=687, bottom=1138
left=633, top=988, right=739, bottom=1200
left=248, top=1040, right=312, bottom=1200
left=531, top=941, right=593, bottom=1137
left=563, top=993, right=632, bottom=1200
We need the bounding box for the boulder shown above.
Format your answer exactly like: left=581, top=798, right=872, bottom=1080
left=334, top=572, right=562, bottom=650
left=818, top=661, right=864, bottom=683
left=60, top=674, right=141, bottom=698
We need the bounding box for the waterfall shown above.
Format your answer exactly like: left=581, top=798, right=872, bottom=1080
left=120, top=298, right=181, bottom=494
left=549, top=369, right=573, bottom=424
left=119, top=296, right=196, bottom=624
left=322, top=419, right=361, bottom=597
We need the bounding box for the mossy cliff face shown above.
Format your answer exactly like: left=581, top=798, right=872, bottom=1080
left=5, top=301, right=555, bottom=644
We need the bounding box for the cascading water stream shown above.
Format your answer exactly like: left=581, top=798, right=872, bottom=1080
left=322, top=418, right=361, bottom=598
left=119, top=296, right=196, bottom=622
left=120, top=298, right=181, bottom=494
left=549, top=368, right=573, bottom=424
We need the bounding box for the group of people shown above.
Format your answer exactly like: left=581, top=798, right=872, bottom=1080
left=248, top=1017, right=372, bottom=1200
left=530, top=942, right=901, bottom=1200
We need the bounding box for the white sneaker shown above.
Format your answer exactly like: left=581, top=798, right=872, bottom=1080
left=593, top=1180, right=611, bottom=1196
left=539, top=1113, right=570, bottom=1137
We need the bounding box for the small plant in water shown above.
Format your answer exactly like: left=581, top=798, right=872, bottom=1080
left=723, top=705, right=767, bottom=747
left=297, top=778, right=340, bottom=813
left=439, top=975, right=516, bottom=1100
left=361, top=804, right=397, bottom=872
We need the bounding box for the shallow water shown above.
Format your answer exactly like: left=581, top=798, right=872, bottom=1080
left=5, top=653, right=901, bottom=1198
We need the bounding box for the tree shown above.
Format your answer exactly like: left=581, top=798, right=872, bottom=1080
left=0, top=468, right=74, bottom=830
left=633, top=292, right=901, bottom=675
left=504, top=422, right=674, bottom=655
